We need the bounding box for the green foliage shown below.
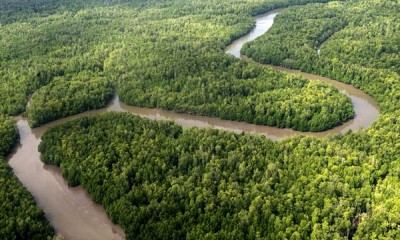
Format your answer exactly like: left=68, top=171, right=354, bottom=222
left=37, top=112, right=376, bottom=239
left=0, top=0, right=133, bottom=24
left=36, top=0, right=400, bottom=239
left=2, top=0, right=400, bottom=238
left=353, top=176, right=400, bottom=240
left=344, top=112, right=400, bottom=239
left=0, top=0, right=353, bottom=131
left=242, top=0, right=400, bottom=113
left=0, top=114, right=18, bottom=156
left=118, top=55, right=354, bottom=131
left=0, top=115, right=54, bottom=239
left=243, top=0, right=400, bottom=238
left=27, top=76, right=114, bottom=127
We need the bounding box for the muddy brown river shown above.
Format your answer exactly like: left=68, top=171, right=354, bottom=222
left=7, top=8, right=379, bottom=240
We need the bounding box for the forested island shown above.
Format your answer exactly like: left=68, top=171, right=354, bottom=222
left=1, top=0, right=399, bottom=239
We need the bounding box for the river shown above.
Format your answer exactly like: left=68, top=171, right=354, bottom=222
left=6, top=8, right=379, bottom=240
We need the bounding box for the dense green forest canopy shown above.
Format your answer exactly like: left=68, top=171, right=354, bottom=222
left=235, top=0, right=400, bottom=238
left=0, top=114, right=18, bottom=156
left=37, top=0, right=400, bottom=239
left=1, top=0, right=400, bottom=239
left=0, top=0, right=354, bottom=131
left=40, top=109, right=400, bottom=239
left=0, top=115, right=54, bottom=239
left=242, top=0, right=400, bottom=112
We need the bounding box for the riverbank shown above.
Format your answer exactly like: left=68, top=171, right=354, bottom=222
left=6, top=7, right=380, bottom=239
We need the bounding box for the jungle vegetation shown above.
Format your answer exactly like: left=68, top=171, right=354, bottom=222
left=240, top=0, right=400, bottom=238
left=39, top=0, right=400, bottom=239
left=0, top=0, right=353, bottom=131
left=1, top=0, right=400, bottom=239
left=40, top=109, right=400, bottom=239
left=242, top=0, right=400, bottom=112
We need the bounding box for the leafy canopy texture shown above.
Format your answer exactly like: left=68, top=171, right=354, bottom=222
left=0, top=0, right=353, bottom=131
left=39, top=0, right=400, bottom=239
left=40, top=109, right=400, bottom=239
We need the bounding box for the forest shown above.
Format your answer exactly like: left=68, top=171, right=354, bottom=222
left=1, top=0, right=400, bottom=239
left=0, top=114, right=18, bottom=156
left=38, top=0, right=400, bottom=239
left=40, top=109, right=400, bottom=239
left=0, top=115, right=54, bottom=239
left=242, top=0, right=400, bottom=112
left=0, top=0, right=353, bottom=131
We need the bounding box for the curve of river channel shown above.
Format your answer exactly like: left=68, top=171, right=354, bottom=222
left=7, top=8, right=379, bottom=240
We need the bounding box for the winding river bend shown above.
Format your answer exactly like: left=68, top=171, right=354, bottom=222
left=7, top=8, right=379, bottom=240
left=225, top=8, right=379, bottom=138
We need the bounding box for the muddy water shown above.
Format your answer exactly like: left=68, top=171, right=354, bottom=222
left=225, top=9, right=281, bottom=58
left=6, top=8, right=380, bottom=240
left=8, top=116, right=125, bottom=240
